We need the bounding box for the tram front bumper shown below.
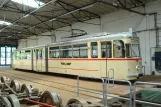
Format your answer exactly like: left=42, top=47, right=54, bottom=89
left=127, top=73, right=143, bottom=78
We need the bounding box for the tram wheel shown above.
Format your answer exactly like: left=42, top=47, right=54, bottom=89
left=20, top=84, right=33, bottom=96
left=0, top=97, right=12, bottom=107
left=10, top=80, right=21, bottom=93
left=40, top=91, right=62, bottom=107
left=66, top=97, right=89, bottom=107
left=1, top=76, right=10, bottom=83
left=7, top=94, right=20, bottom=107
left=110, top=102, right=122, bottom=107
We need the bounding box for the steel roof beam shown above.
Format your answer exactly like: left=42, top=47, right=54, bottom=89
left=96, top=0, right=146, bottom=15
left=0, top=0, right=57, bottom=32
left=135, top=0, right=145, bottom=6
left=0, top=5, right=71, bottom=31
left=27, top=14, right=53, bottom=31
left=130, top=0, right=137, bottom=7
left=5, top=27, right=36, bottom=35
left=58, top=0, right=100, bottom=18
left=0, top=0, right=9, bottom=8
left=10, top=3, right=100, bottom=35
left=117, top=0, right=126, bottom=8
left=57, top=2, right=81, bottom=22
left=0, top=31, right=33, bottom=35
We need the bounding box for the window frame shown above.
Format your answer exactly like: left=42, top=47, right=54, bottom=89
left=49, top=46, right=60, bottom=58
left=113, top=40, right=125, bottom=58
left=91, top=42, right=98, bottom=58
left=73, top=43, right=88, bottom=58
left=101, top=41, right=112, bottom=58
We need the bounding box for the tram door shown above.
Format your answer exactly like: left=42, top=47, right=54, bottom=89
left=100, top=41, right=112, bottom=78
left=34, top=48, right=44, bottom=72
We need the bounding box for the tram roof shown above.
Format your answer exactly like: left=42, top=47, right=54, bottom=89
left=47, top=31, right=133, bottom=46
left=14, top=30, right=135, bottom=51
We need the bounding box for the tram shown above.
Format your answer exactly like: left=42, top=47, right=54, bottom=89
left=12, top=29, right=143, bottom=80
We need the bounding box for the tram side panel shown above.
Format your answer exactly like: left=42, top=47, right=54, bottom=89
left=100, top=59, right=129, bottom=80
left=12, top=51, right=21, bottom=69
left=127, top=58, right=142, bottom=79
left=48, top=59, right=101, bottom=77
left=47, top=44, right=101, bottom=77
left=12, top=50, right=32, bottom=70
left=21, top=49, right=32, bottom=70
left=12, top=51, right=19, bottom=69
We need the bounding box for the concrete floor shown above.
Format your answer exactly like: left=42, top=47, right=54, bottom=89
left=0, top=67, right=157, bottom=107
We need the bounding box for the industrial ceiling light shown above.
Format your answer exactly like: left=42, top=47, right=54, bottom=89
left=49, top=18, right=56, bottom=22
left=113, top=0, right=117, bottom=6
left=24, top=14, right=29, bottom=17
left=0, top=20, right=11, bottom=25
left=7, top=36, right=11, bottom=38
left=11, top=0, right=44, bottom=8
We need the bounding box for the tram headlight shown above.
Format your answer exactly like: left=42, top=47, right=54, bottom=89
left=136, top=65, right=140, bottom=71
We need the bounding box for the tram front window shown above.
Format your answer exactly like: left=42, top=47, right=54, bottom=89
left=125, top=44, right=131, bottom=58
left=131, top=39, right=140, bottom=57
left=113, top=40, right=125, bottom=58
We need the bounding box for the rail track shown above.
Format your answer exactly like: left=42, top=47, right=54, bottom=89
left=0, top=68, right=107, bottom=100
left=0, top=68, right=146, bottom=100
left=0, top=69, right=76, bottom=92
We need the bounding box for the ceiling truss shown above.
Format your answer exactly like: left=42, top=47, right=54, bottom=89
left=0, top=0, right=149, bottom=41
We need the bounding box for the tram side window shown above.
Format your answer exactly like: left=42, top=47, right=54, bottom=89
left=39, top=49, right=44, bottom=59
left=21, top=51, right=26, bottom=59
left=15, top=52, right=18, bottom=59
left=91, top=42, right=98, bottom=58
left=50, top=47, right=59, bottom=58
left=73, top=44, right=88, bottom=58
left=101, top=42, right=112, bottom=58
left=113, top=40, right=125, bottom=58
left=36, top=49, right=43, bottom=59
left=60, top=46, right=72, bottom=58
left=35, top=50, right=38, bottom=59
left=25, top=50, right=31, bottom=59
left=17, top=51, right=21, bottom=59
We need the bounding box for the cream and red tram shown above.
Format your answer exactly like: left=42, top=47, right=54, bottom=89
left=12, top=31, right=143, bottom=80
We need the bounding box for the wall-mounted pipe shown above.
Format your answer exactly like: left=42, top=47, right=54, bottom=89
left=154, top=13, right=159, bottom=47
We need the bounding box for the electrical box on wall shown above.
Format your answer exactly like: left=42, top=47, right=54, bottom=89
left=155, top=48, right=161, bottom=71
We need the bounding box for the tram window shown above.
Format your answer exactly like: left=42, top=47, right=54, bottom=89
left=73, top=45, right=79, bottom=58
left=21, top=51, right=25, bottom=59
left=25, top=50, right=31, bottom=59
left=131, top=39, right=140, bottom=57
left=14, top=52, right=16, bottom=59
left=15, top=52, right=18, bottom=59
left=35, top=49, right=43, bottom=59
left=73, top=44, right=88, bottom=58
left=60, top=46, right=72, bottom=58
left=50, top=47, right=59, bottom=58
left=125, top=44, right=131, bottom=58
left=38, top=49, right=44, bottom=59
left=91, top=42, right=98, bottom=58
left=113, top=40, right=125, bottom=58
left=101, top=42, right=112, bottom=58
left=35, top=50, right=38, bottom=59
left=17, top=51, right=21, bottom=59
